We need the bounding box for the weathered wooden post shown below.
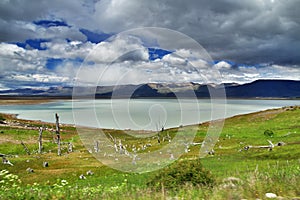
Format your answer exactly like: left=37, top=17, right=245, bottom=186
left=38, top=127, right=43, bottom=154
left=21, top=140, right=30, bottom=155
left=55, top=113, right=61, bottom=156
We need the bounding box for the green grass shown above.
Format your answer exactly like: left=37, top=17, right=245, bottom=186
left=0, top=106, right=300, bottom=199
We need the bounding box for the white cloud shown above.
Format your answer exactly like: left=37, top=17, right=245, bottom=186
left=0, top=40, right=94, bottom=88
left=0, top=43, right=26, bottom=57
left=35, top=26, right=86, bottom=41
left=9, top=73, right=70, bottom=84
left=218, top=63, right=300, bottom=83
left=214, top=61, right=232, bottom=70
left=74, top=34, right=223, bottom=86
left=41, top=40, right=95, bottom=59
left=87, top=35, right=149, bottom=63
left=0, top=43, right=45, bottom=72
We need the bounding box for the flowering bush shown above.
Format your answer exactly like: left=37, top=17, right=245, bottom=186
left=0, top=170, right=21, bottom=190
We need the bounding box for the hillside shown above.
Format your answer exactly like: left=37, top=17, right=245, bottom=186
left=1, top=80, right=300, bottom=99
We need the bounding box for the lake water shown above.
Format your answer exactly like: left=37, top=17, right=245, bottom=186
left=0, top=99, right=299, bottom=130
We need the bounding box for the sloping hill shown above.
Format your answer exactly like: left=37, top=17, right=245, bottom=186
left=0, top=80, right=299, bottom=98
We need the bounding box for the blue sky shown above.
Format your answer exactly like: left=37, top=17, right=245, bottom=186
left=0, top=0, right=299, bottom=90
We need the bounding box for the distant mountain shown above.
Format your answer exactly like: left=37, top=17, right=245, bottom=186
left=225, top=80, right=300, bottom=98
left=0, top=80, right=299, bottom=99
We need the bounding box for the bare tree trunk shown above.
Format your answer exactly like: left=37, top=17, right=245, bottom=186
left=94, top=141, right=99, bottom=153
left=55, top=113, right=61, bottom=156
left=108, top=133, right=118, bottom=152
left=38, top=127, right=43, bottom=154
left=21, top=140, right=30, bottom=155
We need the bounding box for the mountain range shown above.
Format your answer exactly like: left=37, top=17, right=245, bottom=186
left=0, top=80, right=299, bottom=99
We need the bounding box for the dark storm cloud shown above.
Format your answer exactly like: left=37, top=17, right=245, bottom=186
left=1, top=0, right=299, bottom=65
left=0, top=0, right=299, bottom=88
left=92, top=0, right=300, bottom=65
left=0, top=0, right=88, bottom=42
left=0, top=0, right=48, bottom=21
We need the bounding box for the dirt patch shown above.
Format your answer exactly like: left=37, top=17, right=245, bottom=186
left=0, top=135, right=17, bottom=144
left=249, top=108, right=285, bottom=122
left=0, top=135, right=36, bottom=144
left=0, top=99, right=56, bottom=105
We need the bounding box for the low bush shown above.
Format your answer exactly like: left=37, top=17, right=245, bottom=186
left=264, top=129, right=274, bottom=137
left=148, top=158, right=215, bottom=190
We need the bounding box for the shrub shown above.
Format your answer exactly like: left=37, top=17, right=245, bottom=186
left=264, top=129, right=274, bottom=137
left=148, top=158, right=215, bottom=190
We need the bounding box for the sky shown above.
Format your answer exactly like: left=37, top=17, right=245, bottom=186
left=0, top=0, right=300, bottom=90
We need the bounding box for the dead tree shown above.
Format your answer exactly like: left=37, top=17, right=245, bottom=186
left=132, top=154, right=137, bottom=165
left=55, top=113, right=61, bottom=156
left=21, top=140, right=30, bottom=155
left=164, top=132, right=171, bottom=143
left=119, top=140, right=124, bottom=154
left=155, top=123, right=161, bottom=144
left=38, top=127, right=43, bottom=154
left=243, top=140, right=277, bottom=151
left=108, top=133, right=118, bottom=153
left=94, top=141, right=99, bottom=153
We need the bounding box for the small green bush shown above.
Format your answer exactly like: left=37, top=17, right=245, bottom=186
left=148, top=158, right=215, bottom=190
left=264, top=129, right=274, bottom=137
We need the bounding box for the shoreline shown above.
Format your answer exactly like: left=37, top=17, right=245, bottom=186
left=1, top=105, right=299, bottom=133
left=0, top=96, right=299, bottom=105
left=1, top=98, right=299, bottom=132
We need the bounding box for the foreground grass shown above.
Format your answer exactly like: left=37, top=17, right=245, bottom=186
left=0, top=105, right=300, bottom=199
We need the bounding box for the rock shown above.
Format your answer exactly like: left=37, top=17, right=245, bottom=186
left=244, top=146, right=251, bottom=150
left=277, top=142, right=286, bottom=146
left=222, top=182, right=236, bottom=189
left=208, top=149, right=215, bottom=155
left=86, top=170, right=94, bottom=175
left=79, top=174, right=86, bottom=179
left=26, top=168, right=34, bottom=173
left=265, top=193, right=277, bottom=198
left=223, top=177, right=241, bottom=183
left=43, top=162, right=49, bottom=167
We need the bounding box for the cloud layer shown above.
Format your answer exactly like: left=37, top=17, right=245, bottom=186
left=0, top=0, right=299, bottom=89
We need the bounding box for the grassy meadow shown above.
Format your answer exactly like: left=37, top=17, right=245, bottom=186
left=0, top=104, right=300, bottom=199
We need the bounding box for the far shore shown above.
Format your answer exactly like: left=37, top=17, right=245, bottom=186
left=0, top=96, right=299, bottom=105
